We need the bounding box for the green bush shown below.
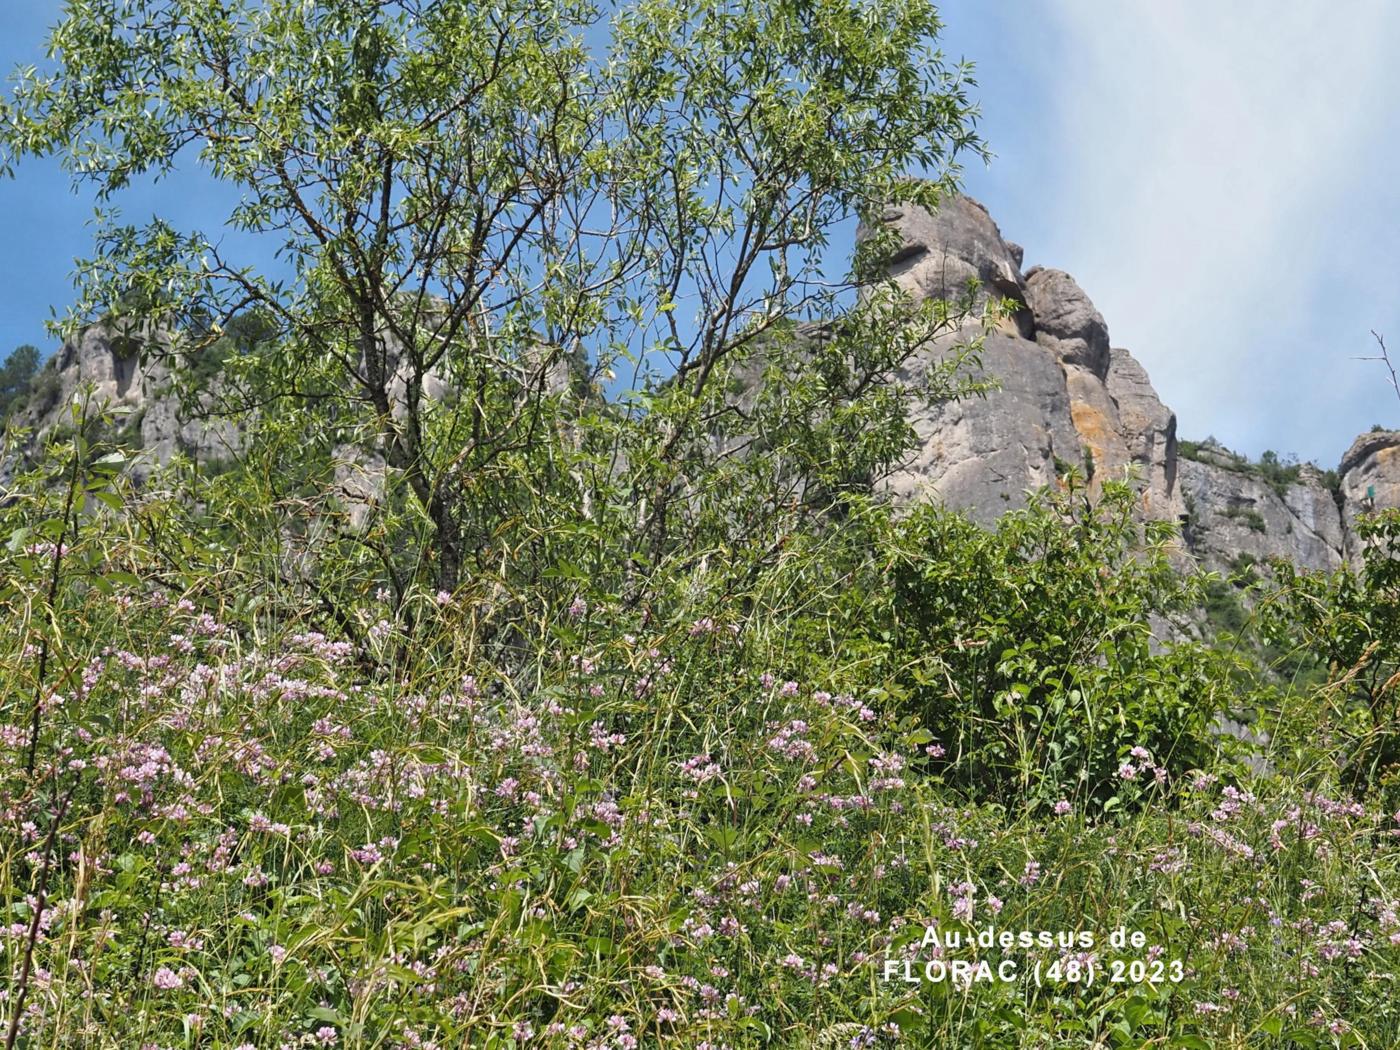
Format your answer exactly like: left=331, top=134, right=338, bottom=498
left=1223, top=505, right=1268, bottom=533
left=1264, top=509, right=1400, bottom=801
left=879, top=480, right=1229, bottom=809
left=2, top=1, right=1398, bottom=1044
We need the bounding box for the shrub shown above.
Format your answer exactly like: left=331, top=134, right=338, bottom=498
left=1264, top=509, right=1400, bottom=801
left=878, top=479, right=1229, bottom=810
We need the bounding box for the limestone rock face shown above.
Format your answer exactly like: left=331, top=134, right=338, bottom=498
left=17, top=322, right=148, bottom=421
left=869, top=193, right=1183, bottom=527
left=11, top=322, right=244, bottom=477
left=1177, top=457, right=1345, bottom=574
left=137, top=379, right=243, bottom=470
left=862, top=190, right=1392, bottom=574
left=1104, top=347, right=1179, bottom=519
left=883, top=327, right=1081, bottom=525
left=1339, top=430, right=1400, bottom=559
left=4, top=317, right=602, bottom=537
left=331, top=444, right=388, bottom=532
left=1024, top=268, right=1111, bottom=379
left=867, top=195, right=1026, bottom=313
left=1063, top=364, right=1132, bottom=489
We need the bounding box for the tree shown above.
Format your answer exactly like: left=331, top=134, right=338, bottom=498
left=2, top=0, right=986, bottom=590
left=0, top=344, right=39, bottom=420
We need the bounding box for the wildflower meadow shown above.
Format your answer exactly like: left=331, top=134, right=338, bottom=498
left=1, top=1, right=1399, bottom=1045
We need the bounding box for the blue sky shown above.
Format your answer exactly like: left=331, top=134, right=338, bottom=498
left=3, top=2, right=1398, bottom=466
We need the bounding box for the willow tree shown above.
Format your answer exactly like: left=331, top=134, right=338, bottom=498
left=2, top=0, right=986, bottom=589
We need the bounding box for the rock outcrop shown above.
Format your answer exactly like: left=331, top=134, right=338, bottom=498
left=861, top=191, right=1398, bottom=574
left=1, top=318, right=598, bottom=533
left=873, top=195, right=1027, bottom=314
left=869, top=195, right=1187, bottom=532
left=883, top=326, right=1082, bottom=524
left=1023, top=267, right=1111, bottom=377
left=1177, top=453, right=1346, bottom=573
left=6, top=321, right=243, bottom=478
left=1339, top=430, right=1400, bottom=559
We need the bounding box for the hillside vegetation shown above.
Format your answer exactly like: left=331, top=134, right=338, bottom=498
left=2, top=417, right=1399, bottom=1047
left=2, top=1, right=1399, bottom=1047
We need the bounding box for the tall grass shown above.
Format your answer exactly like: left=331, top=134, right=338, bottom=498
left=2, top=444, right=1398, bottom=1048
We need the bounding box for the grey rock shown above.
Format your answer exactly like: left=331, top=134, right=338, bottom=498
left=10, top=321, right=245, bottom=478
left=852, top=195, right=1179, bottom=530
left=858, top=194, right=1026, bottom=313
left=137, top=382, right=243, bottom=474
left=1339, top=429, right=1400, bottom=559
left=331, top=443, right=387, bottom=531
left=884, top=324, right=1082, bottom=525
left=858, top=193, right=1383, bottom=583
left=1340, top=430, right=1400, bottom=479
left=1105, top=347, right=1179, bottom=518
left=14, top=321, right=151, bottom=424
left=1177, top=457, right=1345, bottom=574
left=1024, top=268, right=1111, bottom=380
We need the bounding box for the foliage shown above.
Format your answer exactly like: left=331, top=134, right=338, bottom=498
left=186, top=309, right=278, bottom=382
left=3, top=3, right=1400, bottom=1047
left=1, top=0, right=988, bottom=590
left=879, top=478, right=1231, bottom=810
left=0, top=344, right=40, bottom=421
left=1262, top=511, right=1400, bottom=804
left=1204, top=578, right=1249, bottom=637
left=1, top=427, right=1399, bottom=1046
left=1223, top=506, right=1268, bottom=534
left=1254, top=450, right=1302, bottom=499
left=1177, top=441, right=1311, bottom=502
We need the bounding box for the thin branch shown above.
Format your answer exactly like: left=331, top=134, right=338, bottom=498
left=1357, top=330, right=1400, bottom=407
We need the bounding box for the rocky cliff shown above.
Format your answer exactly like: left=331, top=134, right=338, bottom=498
left=0, top=318, right=583, bottom=529
left=866, top=193, right=1398, bottom=574
left=3, top=320, right=243, bottom=479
